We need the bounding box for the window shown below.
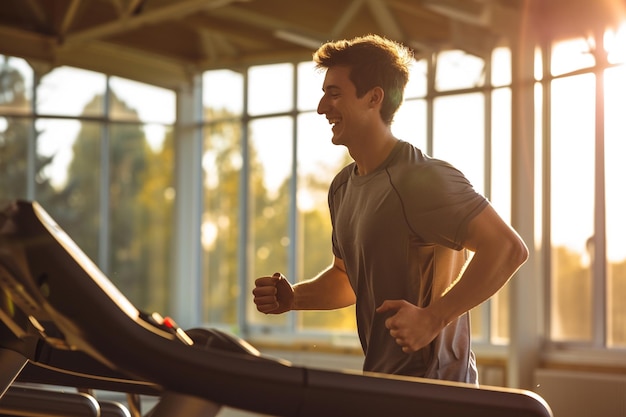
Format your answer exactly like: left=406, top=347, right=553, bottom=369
left=247, top=115, right=294, bottom=328
left=202, top=70, right=244, bottom=326
left=201, top=52, right=513, bottom=347
left=0, top=116, right=32, bottom=204
left=0, top=57, right=35, bottom=206
left=549, top=74, right=596, bottom=342
left=0, top=60, right=176, bottom=315
left=201, top=118, right=243, bottom=325
left=547, top=26, right=626, bottom=348
left=0, top=56, right=33, bottom=114
left=433, top=93, right=485, bottom=193
left=37, top=67, right=106, bottom=117
left=296, top=111, right=354, bottom=332
left=248, top=63, right=293, bottom=116
left=604, top=64, right=626, bottom=348
left=10, top=25, right=625, bottom=361
left=436, top=49, right=485, bottom=91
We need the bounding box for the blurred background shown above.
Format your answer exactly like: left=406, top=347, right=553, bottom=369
left=1, top=1, right=625, bottom=416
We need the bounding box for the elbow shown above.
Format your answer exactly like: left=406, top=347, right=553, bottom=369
left=508, top=234, right=529, bottom=270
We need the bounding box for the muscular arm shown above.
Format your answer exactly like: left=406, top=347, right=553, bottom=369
left=253, top=256, right=355, bottom=314
left=428, top=203, right=528, bottom=324
left=377, top=204, right=528, bottom=352
left=293, top=256, right=356, bottom=310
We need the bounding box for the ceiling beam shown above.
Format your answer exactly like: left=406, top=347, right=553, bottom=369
left=422, top=0, right=490, bottom=26
left=123, top=0, right=147, bottom=17
left=0, top=24, right=55, bottom=62
left=62, top=0, right=249, bottom=47
left=59, top=0, right=82, bottom=36
left=196, top=30, right=239, bottom=62
left=56, top=40, right=191, bottom=90
left=208, top=5, right=327, bottom=40
left=184, top=14, right=269, bottom=49
left=22, top=0, right=48, bottom=27
left=450, top=21, right=498, bottom=57
left=366, top=0, right=404, bottom=40
left=198, top=47, right=314, bottom=71
left=330, top=0, right=367, bottom=38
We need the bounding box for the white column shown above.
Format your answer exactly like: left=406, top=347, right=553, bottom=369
left=508, top=31, right=542, bottom=389
left=171, top=74, right=204, bottom=328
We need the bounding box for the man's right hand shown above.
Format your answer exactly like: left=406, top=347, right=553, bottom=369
left=252, top=272, right=294, bottom=314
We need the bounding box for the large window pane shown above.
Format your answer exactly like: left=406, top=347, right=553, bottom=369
left=297, top=61, right=325, bottom=112
left=436, top=50, right=485, bottom=91
left=0, top=56, right=33, bottom=114
left=110, top=77, right=175, bottom=124
left=108, top=123, right=174, bottom=314
left=1, top=57, right=34, bottom=206
left=550, top=37, right=595, bottom=76
left=247, top=116, right=293, bottom=327
left=36, top=118, right=81, bottom=190
left=203, top=69, right=244, bottom=117
left=37, top=119, right=102, bottom=265
left=405, top=59, right=427, bottom=99
left=549, top=74, right=595, bottom=342
left=492, top=47, right=512, bottom=87
left=605, top=65, right=626, bottom=347
left=0, top=117, right=31, bottom=205
left=202, top=121, right=242, bottom=325
left=432, top=93, right=485, bottom=194
left=491, top=87, right=512, bottom=343
left=490, top=87, right=512, bottom=220
left=606, top=22, right=626, bottom=65
left=296, top=111, right=355, bottom=332
left=393, top=99, right=427, bottom=150
left=248, top=64, right=293, bottom=116
left=37, top=67, right=106, bottom=117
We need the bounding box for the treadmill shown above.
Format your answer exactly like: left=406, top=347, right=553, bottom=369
left=0, top=200, right=553, bottom=417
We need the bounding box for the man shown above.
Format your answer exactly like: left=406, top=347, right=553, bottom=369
left=252, top=34, right=528, bottom=385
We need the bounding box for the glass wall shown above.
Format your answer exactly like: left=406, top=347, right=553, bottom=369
left=199, top=49, right=515, bottom=347
left=546, top=24, right=626, bottom=348
left=4, top=18, right=625, bottom=357
left=604, top=63, right=626, bottom=347
left=0, top=57, right=176, bottom=315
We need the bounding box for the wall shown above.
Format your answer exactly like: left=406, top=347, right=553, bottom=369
left=534, top=369, right=626, bottom=417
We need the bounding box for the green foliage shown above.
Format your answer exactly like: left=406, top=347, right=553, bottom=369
left=0, top=57, right=71, bottom=209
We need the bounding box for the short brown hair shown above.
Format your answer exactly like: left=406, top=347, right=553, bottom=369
left=313, top=34, right=413, bottom=125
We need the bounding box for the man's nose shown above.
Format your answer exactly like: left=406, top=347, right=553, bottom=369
left=317, top=95, right=327, bottom=115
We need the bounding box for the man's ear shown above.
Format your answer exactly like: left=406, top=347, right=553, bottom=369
left=368, top=86, right=384, bottom=108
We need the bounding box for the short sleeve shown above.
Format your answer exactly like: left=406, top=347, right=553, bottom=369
left=391, top=160, right=488, bottom=250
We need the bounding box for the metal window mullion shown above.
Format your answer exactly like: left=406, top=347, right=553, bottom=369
left=542, top=40, right=553, bottom=344
left=26, top=71, right=39, bottom=201
left=99, top=76, right=111, bottom=275
left=483, top=53, right=493, bottom=343
left=288, top=62, right=298, bottom=333
left=238, top=70, right=251, bottom=335
left=593, top=31, right=608, bottom=348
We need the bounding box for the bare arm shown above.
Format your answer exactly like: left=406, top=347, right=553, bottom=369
left=377, top=204, right=528, bottom=352
left=427, top=203, right=528, bottom=324
left=293, top=256, right=355, bottom=310
left=253, top=256, right=355, bottom=314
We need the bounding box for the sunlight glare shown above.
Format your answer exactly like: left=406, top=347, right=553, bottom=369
left=605, top=22, right=626, bottom=64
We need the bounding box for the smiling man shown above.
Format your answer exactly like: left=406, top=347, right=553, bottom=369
left=252, top=34, right=528, bottom=385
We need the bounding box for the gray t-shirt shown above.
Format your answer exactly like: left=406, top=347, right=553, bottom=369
left=328, top=140, right=488, bottom=384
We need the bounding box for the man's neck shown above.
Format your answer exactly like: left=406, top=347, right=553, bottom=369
left=350, top=131, right=398, bottom=176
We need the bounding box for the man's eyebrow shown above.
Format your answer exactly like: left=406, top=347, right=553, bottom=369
left=322, top=85, right=340, bottom=92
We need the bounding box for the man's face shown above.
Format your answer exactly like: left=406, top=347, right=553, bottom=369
left=317, top=65, right=372, bottom=146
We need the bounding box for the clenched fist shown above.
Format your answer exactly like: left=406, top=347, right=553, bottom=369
left=252, top=272, right=294, bottom=314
